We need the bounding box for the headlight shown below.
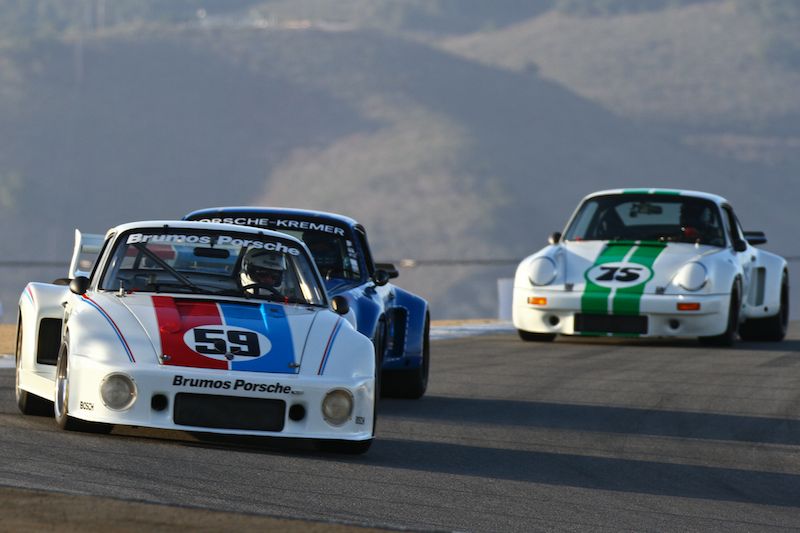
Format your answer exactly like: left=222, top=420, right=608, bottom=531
left=100, top=373, right=137, bottom=411
left=674, top=262, right=708, bottom=291
left=528, top=257, right=557, bottom=286
left=322, top=389, right=353, bottom=426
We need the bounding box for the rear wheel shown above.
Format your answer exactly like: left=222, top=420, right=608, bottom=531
left=699, top=285, right=739, bottom=347
left=739, top=271, right=789, bottom=342
left=517, top=329, right=556, bottom=342
left=15, top=319, right=53, bottom=416
left=54, top=342, right=112, bottom=434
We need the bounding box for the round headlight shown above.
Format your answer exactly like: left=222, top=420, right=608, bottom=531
left=322, top=389, right=353, bottom=426
left=675, top=262, right=708, bottom=291
left=529, top=257, right=557, bottom=286
left=100, top=373, right=137, bottom=411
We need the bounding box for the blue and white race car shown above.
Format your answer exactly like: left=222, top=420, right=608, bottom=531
left=184, top=207, right=430, bottom=398
left=513, top=189, right=789, bottom=345
left=16, top=221, right=376, bottom=453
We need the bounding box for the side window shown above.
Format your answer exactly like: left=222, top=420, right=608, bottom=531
left=354, top=227, right=375, bottom=276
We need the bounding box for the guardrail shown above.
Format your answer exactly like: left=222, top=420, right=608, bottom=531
left=2, top=256, right=800, bottom=269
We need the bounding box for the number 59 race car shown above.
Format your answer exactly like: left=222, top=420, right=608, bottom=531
left=16, top=221, right=376, bottom=453
left=513, top=189, right=789, bottom=345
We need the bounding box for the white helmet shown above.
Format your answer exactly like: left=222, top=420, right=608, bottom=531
left=240, top=248, right=286, bottom=288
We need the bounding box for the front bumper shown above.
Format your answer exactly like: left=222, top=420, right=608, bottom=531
left=512, top=287, right=729, bottom=338
left=66, top=356, right=375, bottom=440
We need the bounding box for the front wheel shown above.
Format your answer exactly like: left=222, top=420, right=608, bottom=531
left=699, top=285, right=739, bottom=347
left=317, top=438, right=372, bottom=455
left=517, top=329, right=556, bottom=342
left=54, top=342, right=112, bottom=434
left=739, top=271, right=789, bottom=342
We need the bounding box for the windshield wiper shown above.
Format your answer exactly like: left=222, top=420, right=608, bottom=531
left=133, top=244, right=204, bottom=293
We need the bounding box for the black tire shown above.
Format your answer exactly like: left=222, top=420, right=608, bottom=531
left=317, top=438, right=372, bottom=455
left=739, top=271, right=789, bottom=342
left=54, top=341, right=113, bottom=434
left=699, top=285, right=740, bottom=347
left=517, top=329, right=556, bottom=342
left=382, top=313, right=430, bottom=399
left=15, top=318, right=53, bottom=416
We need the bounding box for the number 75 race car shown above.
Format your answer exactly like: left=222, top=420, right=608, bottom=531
left=513, top=189, right=789, bottom=345
left=16, top=221, right=376, bottom=453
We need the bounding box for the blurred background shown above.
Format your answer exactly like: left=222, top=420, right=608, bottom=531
left=1, top=0, right=798, bottom=321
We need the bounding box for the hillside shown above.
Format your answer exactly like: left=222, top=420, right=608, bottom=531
left=1, top=1, right=798, bottom=320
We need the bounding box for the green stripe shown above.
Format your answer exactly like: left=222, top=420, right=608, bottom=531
left=612, top=242, right=667, bottom=315
left=622, top=189, right=681, bottom=195
left=581, top=242, right=635, bottom=315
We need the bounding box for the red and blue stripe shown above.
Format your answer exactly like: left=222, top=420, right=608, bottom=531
left=317, top=318, right=344, bottom=375
left=81, top=294, right=136, bottom=362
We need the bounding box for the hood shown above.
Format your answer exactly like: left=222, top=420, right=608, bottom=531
left=103, top=293, right=320, bottom=373
left=561, top=241, right=721, bottom=293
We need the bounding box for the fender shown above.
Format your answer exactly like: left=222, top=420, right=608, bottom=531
left=391, top=288, right=428, bottom=361
left=743, top=250, right=788, bottom=320
left=19, top=283, right=70, bottom=366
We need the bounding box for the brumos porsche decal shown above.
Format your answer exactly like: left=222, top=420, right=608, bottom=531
left=582, top=241, right=666, bottom=316
left=152, top=296, right=297, bottom=373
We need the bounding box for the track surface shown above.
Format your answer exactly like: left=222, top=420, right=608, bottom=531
left=2, top=324, right=800, bottom=531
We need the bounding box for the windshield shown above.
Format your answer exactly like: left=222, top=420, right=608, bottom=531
left=564, top=194, right=726, bottom=246
left=99, top=229, right=327, bottom=306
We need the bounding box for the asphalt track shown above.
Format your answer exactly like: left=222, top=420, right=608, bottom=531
left=2, top=324, right=800, bottom=532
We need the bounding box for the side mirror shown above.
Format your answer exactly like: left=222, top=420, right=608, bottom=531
left=743, top=231, right=767, bottom=246
left=69, top=276, right=90, bottom=295
left=372, top=269, right=391, bottom=287
left=331, top=295, right=350, bottom=315
left=374, top=263, right=399, bottom=279
left=548, top=232, right=562, bottom=245
left=732, top=239, right=748, bottom=253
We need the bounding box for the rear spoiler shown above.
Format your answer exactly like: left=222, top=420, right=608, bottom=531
left=68, top=229, right=104, bottom=278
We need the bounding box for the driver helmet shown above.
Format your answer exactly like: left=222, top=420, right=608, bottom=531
left=240, top=248, right=286, bottom=289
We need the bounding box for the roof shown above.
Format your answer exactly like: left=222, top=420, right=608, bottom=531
left=184, top=207, right=360, bottom=228
left=583, top=189, right=728, bottom=204
left=107, top=220, right=306, bottom=244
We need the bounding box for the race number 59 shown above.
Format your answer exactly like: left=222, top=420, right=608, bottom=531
left=184, top=325, right=271, bottom=361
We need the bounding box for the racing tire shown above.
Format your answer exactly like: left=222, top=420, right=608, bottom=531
left=54, top=341, right=113, bottom=434
left=699, top=285, right=740, bottom=347
left=517, top=329, right=556, bottom=342
left=317, top=438, right=372, bottom=455
left=381, top=313, right=430, bottom=399
left=15, top=318, right=53, bottom=416
left=738, top=271, right=789, bottom=342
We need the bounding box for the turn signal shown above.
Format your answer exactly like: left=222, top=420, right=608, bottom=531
left=677, top=302, right=701, bottom=311
left=527, top=297, right=547, bottom=306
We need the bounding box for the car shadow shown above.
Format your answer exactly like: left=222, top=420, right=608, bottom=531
left=379, top=396, right=800, bottom=446
left=361, top=438, right=800, bottom=508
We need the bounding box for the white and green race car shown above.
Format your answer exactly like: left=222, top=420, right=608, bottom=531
left=513, top=189, right=789, bottom=345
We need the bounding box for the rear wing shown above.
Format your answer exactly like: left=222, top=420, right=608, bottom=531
left=68, top=229, right=104, bottom=278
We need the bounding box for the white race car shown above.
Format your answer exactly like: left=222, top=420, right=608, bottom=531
left=15, top=221, right=376, bottom=453
left=513, top=189, right=789, bottom=345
